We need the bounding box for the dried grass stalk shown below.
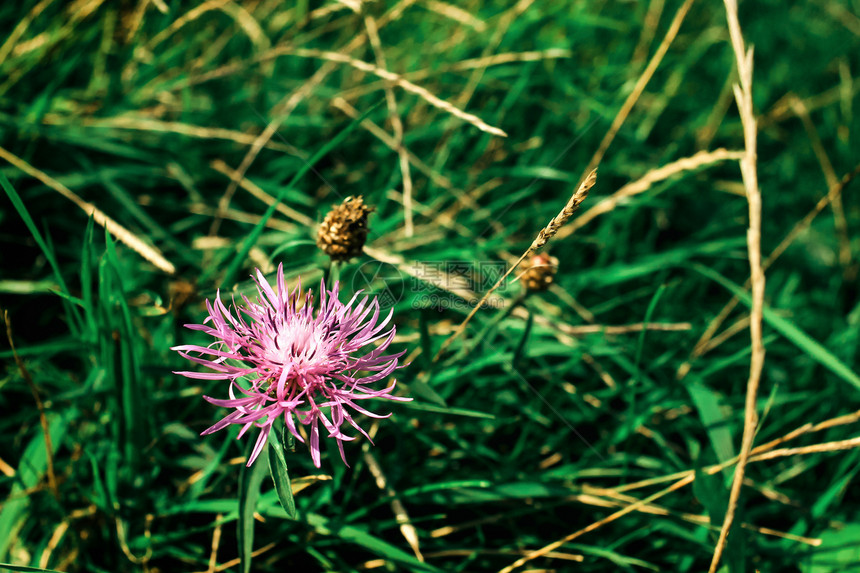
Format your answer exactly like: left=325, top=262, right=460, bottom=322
left=0, top=145, right=176, bottom=274
left=288, top=48, right=507, bottom=137
left=790, top=96, right=851, bottom=269
left=499, top=408, right=860, bottom=573
left=556, top=148, right=743, bottom=240
left=48, top=116, right=301, bottom=155
left=209, top=23, right=378, bottom=236
left=749, top=437, right=860, bottom=462
left=579, top=0, right=695, bottom=181
left=363, top=450, right=424, bottom=562
left=708, top=0, right=766, bottom=569
left=364, top=15, right=414, bottom=237
left=209, top=159, right=314, bottom=226
left=332, top=97, right=454, bottom=190
left=424, top=0, right=486, bottom=31
left=147, top=0, right=232, bottom=49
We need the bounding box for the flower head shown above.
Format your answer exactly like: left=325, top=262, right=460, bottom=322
left=172, top=264, right=409, bottom=468
left=316, top=196, right=374, bottom=261
left=520, top=252, right=559, bottom=292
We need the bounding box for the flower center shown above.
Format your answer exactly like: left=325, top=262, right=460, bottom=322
left=271, top=319, right=325, bottom=364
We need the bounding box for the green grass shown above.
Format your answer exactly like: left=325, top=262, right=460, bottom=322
left=2, top=0, right=860, bottom=571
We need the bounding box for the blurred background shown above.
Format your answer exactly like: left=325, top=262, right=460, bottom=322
left=2, top=0, right=860, bottom=571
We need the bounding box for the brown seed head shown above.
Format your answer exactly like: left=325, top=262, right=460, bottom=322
left=316, top=196, right=375, bottom=261
left=521, top=252, right=559, bottom=292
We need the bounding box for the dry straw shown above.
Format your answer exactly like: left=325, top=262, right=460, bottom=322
left=288, top=48, right=507, bottom=138
left=555, top=148, right=744, bottom=240
left=208, top=1, right=451, bottom=237
left=424, top=0, right=487, bottom=31
left=579, top=0, right=695, bottom=181
left=708, top=0, right=765, bottom=570
left=364, top=15, right=415, bottom=237
left=332, top=97, right=456, bottom=191
left=363, top=428, right=424, bottom=562
left=209, top=159, right=315, bottom=227
left=790, top=96, right=851, bottom=270
left=498, top=407, right=860, bottom=573
left=0, top=145, right=176, bottom=274
left=45, top=116, right=302, bottom=156
left=209, top=19, right=375, bottom=237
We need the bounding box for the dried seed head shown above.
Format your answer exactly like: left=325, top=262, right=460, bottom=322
left=316, top=196, right=375, bottom=261
left=530, top=169, right=597, bottom=251
left=521, top=253, right=559, bottom=292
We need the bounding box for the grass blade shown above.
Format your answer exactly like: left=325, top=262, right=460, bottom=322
left=418, top=306, right=434, bottom=372
left=301, top=512, right=441, bottom=572
left=238, top=442, right=269, bottom=573
left=103, top=229, right=147, bottom=468
left=687, top=380, right=736, bottom=477
left=0, top=173, right=82, bottom=334
left=267, top=423, right=297, bottom=519
left=512, top=308, right=534, bottom=367
left=693, top=263, right=860, bottom=391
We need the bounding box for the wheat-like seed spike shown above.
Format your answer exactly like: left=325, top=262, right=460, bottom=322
left=531, top=169, right=597, bottom=250
left=432, top=169, right=597, bottom=363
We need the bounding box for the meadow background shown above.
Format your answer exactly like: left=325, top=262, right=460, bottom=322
left=2, top=0, right=860, bottom=571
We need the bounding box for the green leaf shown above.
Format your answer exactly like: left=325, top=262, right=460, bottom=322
left=80, top=215, right=97, bottom=337
left=485, top=165, right=577, bottom=183
left=298, top=513, right=441, bottom=572
left=569, top=544, right=659, bottom=570
left=406, top=373, right=448, bottom=407
left=0, top=338, right=83, bottom=360
left=103, top=229, right=147, bottom=467
left=512, top=308, right=533, bottom=367
left=686, top=380, right=736, bottom=476
left=635, top=283, right=667, bottom=381
left=267, top=423, right=297, bottom=519
left=802, top=522, right=860, bottom=572
left=270, top=239, right=317, bottom=258
left=0, top=412, right=73, bottom=561
left=47, top=288, right=85, bottom=307
left=398, top=401, right=495, bottom=419
left=576, top=239, right=745, bottom=288
left=238, top=440, right=269, bottom=573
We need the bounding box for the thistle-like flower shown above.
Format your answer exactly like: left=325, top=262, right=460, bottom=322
left=172, top=264, right=409, bottom=468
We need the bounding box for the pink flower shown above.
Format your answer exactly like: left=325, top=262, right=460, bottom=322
left=172, top=264, right=409, bottom=468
